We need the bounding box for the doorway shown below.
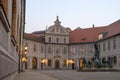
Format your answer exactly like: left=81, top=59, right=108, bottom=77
left=72, top=63, right=75, bottom=69
left=55, top=60, right=60, bottom=69
left=32, top=57, right=37, bottom=69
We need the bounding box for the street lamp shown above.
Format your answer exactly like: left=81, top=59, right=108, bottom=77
left=22, top=45, right=28, bottom=71
left=22, top=57, right=27, bottom=62
left=25, top=46, right=28, bottom=50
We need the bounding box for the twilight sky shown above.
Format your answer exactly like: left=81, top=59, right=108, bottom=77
left=25, top=0, right=120, bottom=33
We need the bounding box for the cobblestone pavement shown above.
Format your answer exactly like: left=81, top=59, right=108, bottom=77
left=13, top=70, right=58, bottom=80
left=14, top=70, right=120, bottom=80
left=39, top=70, right=120, bottom=80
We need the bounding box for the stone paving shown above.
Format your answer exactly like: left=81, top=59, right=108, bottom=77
left=13, top=70, right=120, bottom=80
left=13, top=70, right=58, bottom=80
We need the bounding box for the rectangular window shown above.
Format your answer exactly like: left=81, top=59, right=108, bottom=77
left=80, top=45, right=84, bottom=54
left=48, top=46, right=52, bottom=54
left=71, top=47, right=75, bottom=54
left=34, top=44, right=36, bottom=52
left=103, top=43, right=105, bottom=52
left=108, top=41, right=110, bottom=51
left=113, top=39, right=116, bottom=49
left=89, top=44, right=94, bottom=54
left=63, top=47, right=67, bottom=54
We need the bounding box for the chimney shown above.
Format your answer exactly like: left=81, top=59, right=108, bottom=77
left=92, top=24, right=95, bottom=28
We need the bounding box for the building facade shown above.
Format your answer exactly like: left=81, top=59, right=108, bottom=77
left=0, top=0, right=26, bottom=80
left=24, top=17, right=120, bottom=70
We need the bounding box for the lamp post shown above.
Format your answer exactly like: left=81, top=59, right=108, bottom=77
left=22, top=45, right=28, bottom=71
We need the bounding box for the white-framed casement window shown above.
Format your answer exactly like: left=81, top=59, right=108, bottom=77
left=71, top=46, right=75, bottom=54
left=89, top=44, right=94, bottom=54
left=80, top=45, right=84, bottom=54
left=63, top=47, right=67, bottom=54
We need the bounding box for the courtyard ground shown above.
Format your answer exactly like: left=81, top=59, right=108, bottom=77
left=14, top=70, right=120, bottom=80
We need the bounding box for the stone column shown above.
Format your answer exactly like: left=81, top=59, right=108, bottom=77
left=117, top=55, right=120, bottom=70
left=37, top=57, right=40, bottom=69
left=76, top=58, right=79, bottom=70
left=30, top=57, right=32, bottom=69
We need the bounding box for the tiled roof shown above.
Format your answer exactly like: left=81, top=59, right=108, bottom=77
left=106, top=19, right=120, bottom=38
left=70, top=19, right=120, bottom=44
left=24, top=19, right=120, bottom=44
left=70, top=27, right=106, bottom=43
left=24, top=33, right=45, bottom=43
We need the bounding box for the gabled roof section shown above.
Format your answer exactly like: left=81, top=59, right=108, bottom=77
left=70, top=26, right=107, bottom=43
left=24, top=32, right=45, bottom=43
left=46, top=16, right=69, bottom=34
left=70, top=19, right=120, bottom=44
left=105, top=19, right=120, bottom=38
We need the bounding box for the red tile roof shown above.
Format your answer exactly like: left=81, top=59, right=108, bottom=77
left=24, top=19, right=120, bottom=44
left=24, top=33, right=45, bottom=43
left=70, top=19, right=120, bottom=44
left=70, top=27, right=106, bottom=43
left=106, top=19, right=120, bottom=38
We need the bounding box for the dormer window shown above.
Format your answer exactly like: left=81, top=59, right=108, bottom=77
left=98, top=34, right=103, bottom=40
left=98, top=32, right=107, bottom=40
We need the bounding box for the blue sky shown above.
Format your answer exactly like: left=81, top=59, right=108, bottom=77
left=25, top=0, right=120, bottom=33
